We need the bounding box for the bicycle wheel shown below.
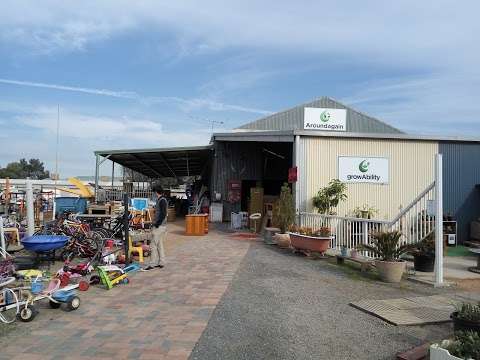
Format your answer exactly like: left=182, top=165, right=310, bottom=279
left=0, top=288, right=19, bottom=324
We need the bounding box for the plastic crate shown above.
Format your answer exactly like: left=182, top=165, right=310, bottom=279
left=55, top=197, right=87, bottom=215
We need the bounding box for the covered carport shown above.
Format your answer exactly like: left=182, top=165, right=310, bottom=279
left=93, top=145, right=213, bottom=199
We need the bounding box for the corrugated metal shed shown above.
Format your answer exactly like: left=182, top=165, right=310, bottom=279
left=440, top=142, right=480, bottom=243
left=236, top=97, right=403, bottom=134
left=298, top=136, right=438, bottom=219
left=212, top=141, right=292, bottom=219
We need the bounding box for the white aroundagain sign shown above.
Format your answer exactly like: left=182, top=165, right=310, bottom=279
left=304, top=107, right=347, bottom=131
left=338, top=156, right=389, bottom=184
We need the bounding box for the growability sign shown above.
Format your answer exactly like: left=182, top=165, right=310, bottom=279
left=338, top=156, right=389, bottom=184
left=304, top=107, right=347, bottom=131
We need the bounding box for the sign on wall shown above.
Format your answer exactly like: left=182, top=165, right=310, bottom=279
left=304, top=107, right=347, bottom=131
left=338, top=156, right=389, bottom=184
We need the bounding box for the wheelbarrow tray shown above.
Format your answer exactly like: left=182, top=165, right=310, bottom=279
left=21, top=235, right=69, bottom=252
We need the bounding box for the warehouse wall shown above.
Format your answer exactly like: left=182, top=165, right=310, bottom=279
left=212, top=141, right=264, bottom=219
left=299, top=136, right=438, bottom=220
left=440, top=142, right=480, bottom=243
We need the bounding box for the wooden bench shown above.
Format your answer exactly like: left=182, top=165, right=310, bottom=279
left=336, top=255, right=374, bottom=272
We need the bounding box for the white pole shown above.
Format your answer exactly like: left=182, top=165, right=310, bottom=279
left=0, top=216, right=6, bottom=258
left=434, top=154, right=444, bottom=286
left=53, top=105, right=60, bottom=220
left=26, top=179, right=35, bottom=237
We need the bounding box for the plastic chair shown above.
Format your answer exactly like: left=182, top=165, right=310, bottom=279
left=128, top=236, right=144, bottom=263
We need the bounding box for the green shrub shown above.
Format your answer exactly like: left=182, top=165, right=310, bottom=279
left=455, top=302, right=480, bottom=322
left=312, top=179, right=347, bottom=215
left=276, top=183, right=295, bottom=233
left=445, top=331, right=480, bottom=359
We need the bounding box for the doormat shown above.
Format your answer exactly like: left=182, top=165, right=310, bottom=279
left=350, top=295, right=456, bottom=326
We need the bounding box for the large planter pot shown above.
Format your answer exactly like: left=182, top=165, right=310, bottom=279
left=451, top=312, right=480, bottom=334
left=413, top=254, right=435, bottom=272
left=288, top=233, right=331, bottom=254
left=275, top=233, right=291, bottom=248
left=429, top=342, right=465, bottom=360
left=374, top=260, right=406, bottom=283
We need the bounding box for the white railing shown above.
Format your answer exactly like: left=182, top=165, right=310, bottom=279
left=298, top=182, right=436, bottom=256
left=389, top=182, right=435, bottom=246
left=298, top=213, right=389, bottom=256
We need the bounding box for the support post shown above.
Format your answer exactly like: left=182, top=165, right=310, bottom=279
left=434, top=154, right=444, bottom=286
left=123, top=193, right=130, bottom=265
left=111, top=161, right=115, bottom=189
left=0, top=216, right=6, bottom=257
left=294, top=135, right=300, bottom=214
left=95, top=154, right=100, bottom=202
left=26, top=179, right=35, bottom=237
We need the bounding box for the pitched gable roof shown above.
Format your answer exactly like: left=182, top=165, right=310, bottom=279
left=236, top=97, right=403, bottom=134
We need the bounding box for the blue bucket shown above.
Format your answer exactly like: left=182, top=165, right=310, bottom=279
left=31, top=281, right=44, bottom=294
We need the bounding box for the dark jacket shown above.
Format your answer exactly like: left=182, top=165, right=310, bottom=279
left=153, top=196, right=168, bottom=228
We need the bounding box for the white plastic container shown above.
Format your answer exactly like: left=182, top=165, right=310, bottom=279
left=231, top=212, right=242, bottom=229
left=209, top=203, right=223, bottom=222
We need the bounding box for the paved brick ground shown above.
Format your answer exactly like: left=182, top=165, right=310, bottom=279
left=0, top=222, right=250, bottom=360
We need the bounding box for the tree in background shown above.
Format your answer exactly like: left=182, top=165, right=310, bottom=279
left=0, top=158, right=50, bottom=179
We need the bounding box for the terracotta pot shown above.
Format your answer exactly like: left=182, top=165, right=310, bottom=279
left=275, top=233, right=291, bottom=248
left=374, top=260, right=406, bottom=283
left=288, top=233, right=331, bottom=254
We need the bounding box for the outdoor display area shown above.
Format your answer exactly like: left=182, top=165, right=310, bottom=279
left=0, top=188, right=159, bottom=325
left=1, top=98, right=480, bottom=359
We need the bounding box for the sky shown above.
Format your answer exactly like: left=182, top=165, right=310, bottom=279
left=0, top=1, right=479, bottom=177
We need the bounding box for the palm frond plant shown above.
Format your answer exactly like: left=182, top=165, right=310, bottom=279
left=357, top=230, right=413, bottom=261
left=357, top=230, right=414, bottom=283
left=409, top=232, right=436, bottom=272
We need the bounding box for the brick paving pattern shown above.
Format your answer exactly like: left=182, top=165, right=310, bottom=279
left=0, top=222, right=250, bottom=360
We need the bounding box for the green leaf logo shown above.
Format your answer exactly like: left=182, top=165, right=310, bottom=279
left=320, top=110, right=330, bottom=122
left=359, top=160, right=370, bottom=173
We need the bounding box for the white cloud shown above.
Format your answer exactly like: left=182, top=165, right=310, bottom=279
left=1, top=1, right=479, bottom=69
left=2, top=106, right=213, bottom=176
left=0, top=78, right=272, bottom=116
left=342, top=72, right=480, bottom=136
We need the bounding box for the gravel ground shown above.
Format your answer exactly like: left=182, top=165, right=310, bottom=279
left=190, top=242, right=457, bottom=360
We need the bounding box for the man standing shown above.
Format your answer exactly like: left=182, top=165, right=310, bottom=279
left=144, top=183, right=167, bottom=271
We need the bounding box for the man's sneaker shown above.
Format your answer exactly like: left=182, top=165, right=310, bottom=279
left=141, top=266, right=155, bottom=272
left=155, top=264, right=164, bottom=269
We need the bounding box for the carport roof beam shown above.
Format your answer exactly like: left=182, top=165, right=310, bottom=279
left=129, top=154, right=164, bottom=178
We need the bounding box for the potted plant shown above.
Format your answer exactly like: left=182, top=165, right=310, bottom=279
left=409, top=233, right=435, bottom=272
left=357, top=230, right=413, bottom=283
left=274, top=183, right=295, bottom=248
left=288, top=226, right=333, bottom=254
left=430, top=331, right=479, bottom=360
left=451, top=302, right=480, bottom=334
left=353, top=204, right=379, bottom=219
left=312, top=179, right=347, bottom=215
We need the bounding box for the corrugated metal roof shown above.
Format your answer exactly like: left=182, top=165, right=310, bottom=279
left=213, top=129, right=480, bottom=143
left=95, top=145, right=213, bottom=178
left=236, top=96, right=403, bottom=134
